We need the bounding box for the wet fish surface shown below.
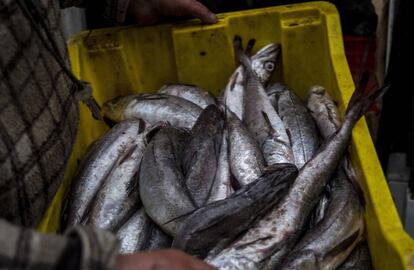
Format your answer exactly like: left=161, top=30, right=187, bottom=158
left=227, top=109, right=265, bottom=186
left=174, top=164, right=298, bottom=259
left=87, top=123, right=164, bottom=231
left=207, top=128, right=234, bottom=203
left=306, top=85, right=342, bottom=139
left=67, top=119, right=145, bottom=226
left=158, top=84, right=217, bottom=109
left=234, top=36, right=294, bottom=165
left=219, top=43, right=280, bottom=120
left=182, top=105, right=224, bottom=207
left=267, top=83, right=319, bottom=168
left=209, top=74, right=377, bottom=270
left=102, top=94, right=203, bottom=129
left=139, top=127, right=196, bottom=236
left=117, top=208, right=172, bottom=254
left=279, top=170, right=365, bottom=270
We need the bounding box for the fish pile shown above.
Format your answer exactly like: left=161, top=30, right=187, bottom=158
left=65, top=36, right=384, bottom=269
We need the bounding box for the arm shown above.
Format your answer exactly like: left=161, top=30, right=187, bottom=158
left=0, top=219, right=118, bottom=270
left=59, top=0, right=217, bottom=25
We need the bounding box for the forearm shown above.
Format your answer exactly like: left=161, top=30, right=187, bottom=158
left=59, top=0, right=131, bottom=24
left=0, top=219, right=118, bottom=270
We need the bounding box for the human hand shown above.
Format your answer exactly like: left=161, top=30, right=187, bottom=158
left=116, top=249, right=217, bottom=270
left=127, top=0, right=218, bottom=25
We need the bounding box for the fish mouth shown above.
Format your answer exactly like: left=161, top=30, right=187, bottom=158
left=309, top=85, right=326, bottom=96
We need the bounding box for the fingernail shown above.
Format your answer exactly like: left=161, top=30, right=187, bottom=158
left=209, top=13, right=218, bottom=24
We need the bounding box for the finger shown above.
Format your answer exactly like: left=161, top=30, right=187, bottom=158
left=187, top=256, right=217, bottom=270
left=179, top=0, right=218, bottom=24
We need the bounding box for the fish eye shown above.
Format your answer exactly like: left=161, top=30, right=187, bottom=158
left=264, top=61, right=275, bottom=72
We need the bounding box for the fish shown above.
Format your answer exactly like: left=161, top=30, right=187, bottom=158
left=279, top=170, right=365, bottom=270
left=234, top=36, right=294, bottom=166
left=306, top=85, right=342, bottom=140
left=139, top=127, right=196, bottom=236
left=117, top=208, right=172, bottom=254
left=87, top=123, right=164, bottom=232
left=206, top=128, right=234, bottom=203
left=337, top=242, right=372, bottom=270
left=219, top=42, right=280, bottom=120
left=117, top=208, right=153, bottom=254
left=173, top=163, right=298, bottom=259
left=66, top=119, right=145, bottom=226
left=158, top=84, right=217, bottom=109
left=227, top=109, right=265, bottom=186
left=182, top=105, right=224, bottom=207
left=306, top=84, right=366, bottom=218
left=102, top=93, right=203, bottom=129
left=208, top=72, right=382, bottom=270
left=267, top=83, right=319, bottom=168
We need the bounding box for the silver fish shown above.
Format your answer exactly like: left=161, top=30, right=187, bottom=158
left=306, top=86, right=342, bottom=139
left=219, top=43, right=280, bottom=120
left=279, top=170, right=365, bottom=270
left=158, top=84, right=217, bottom=109
left=87, top=123, right=164, bottom=231
left=117, top=208, right=172, bottom=254
left=267, top=83, right=319, bottom=168
left=227, top=109, right=265, bottom=186
left=183, top=105, right=224, bottom=207
left=102, top=94, right=203, bottom=129
left=67, top=119, right=145, bottom=226
left=337, top=242, right=372, bottom=270
left=207, top=128, right=234, bottom=203
left=234, top=36, right=294, bottom=166
left=209, top=74, right=381, bottom=270
left=117, top=208, right=152, bottom=254
left=174, top=164, right=298, bottom=259
left=307, top=85, right=365, bottom=222
left=139, top=127, right=196, bottom=236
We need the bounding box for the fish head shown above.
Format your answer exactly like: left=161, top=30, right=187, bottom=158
left=309, top=85, right=326, bottom=97
left=306, top=85, right=328, bottom=112
left=251, top=43, right=281, bottom=86
left=101, top=95, right=137, bottom=122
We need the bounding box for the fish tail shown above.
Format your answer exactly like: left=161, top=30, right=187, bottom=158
left=345, top=71, right=390, bottom=122
left=233, top=36, right=254, bottom=74
left=246, top=39, right=256, bottom=55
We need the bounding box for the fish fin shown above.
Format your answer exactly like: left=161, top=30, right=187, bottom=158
left=343, top=158, right=366, bottom=208
left=145, top=122, right=167, bottom=142
left=126, top=169, right=140, bottom=196
left=246, top=39, right=256, bottom=55
left=233, top=36, right=253, bottom=73
left=229, top=71, right=240, bottom=92
left=140, top=94, right=169, bottom=100
left=230, top=172, right=241, bottom=191
left=261, top=111, right=279, bottom=138
left=118, top=144, right=138, bottom=165
left=345, top=72, right=390, bottom=121
left=137, top=118, right=146, bottom=131
left=103, top=116, right=118, bottom=128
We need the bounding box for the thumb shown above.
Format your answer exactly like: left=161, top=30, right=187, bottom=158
left=179, top=0, right=218, bottom=24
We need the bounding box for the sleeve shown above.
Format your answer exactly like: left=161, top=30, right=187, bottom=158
left=0, top=219, right=119, bottom=270
left=59, top=0, right=131, bottom=24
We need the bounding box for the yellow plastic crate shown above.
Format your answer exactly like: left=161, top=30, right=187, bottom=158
left=38, top=1, right=414, bottom=269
